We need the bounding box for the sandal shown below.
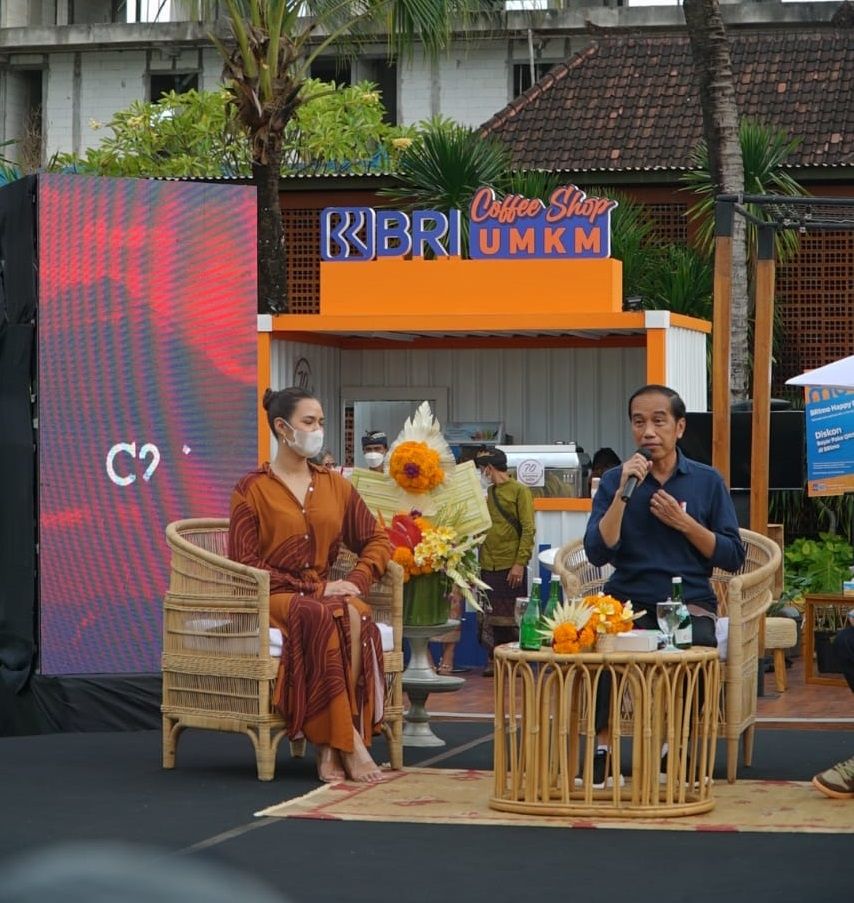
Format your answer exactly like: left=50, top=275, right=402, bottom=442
left=438, top=659, right=453, bottom=675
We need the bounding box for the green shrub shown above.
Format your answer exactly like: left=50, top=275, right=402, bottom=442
left=783, top=532, right=853, bottom=601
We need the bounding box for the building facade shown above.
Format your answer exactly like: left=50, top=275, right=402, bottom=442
left=0, top=1, right=843, bottom=164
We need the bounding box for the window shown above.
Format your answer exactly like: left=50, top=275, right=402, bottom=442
left=361, top=59, right=398, bottom=125
left=149, top=72, right=199, bottom=101
left=512, top=62, right=555, bottom=97
left=310, top=58, right=352, bottom=86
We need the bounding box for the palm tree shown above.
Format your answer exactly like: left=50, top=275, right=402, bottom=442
left=682, top=118, right=805, bottom=264
left=383, top=117, right=511, bottom=255
left=191, top=1, right=477, bottom=312
left=682, top=0, right=750, bottom=401
left=388, top=134, right=664, bottom=299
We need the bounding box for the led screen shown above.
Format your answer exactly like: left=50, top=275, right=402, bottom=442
left=38, top=175, right=258, bottom=674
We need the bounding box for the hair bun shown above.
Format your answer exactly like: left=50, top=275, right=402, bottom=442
left=261, top=388, right=275, bottom=410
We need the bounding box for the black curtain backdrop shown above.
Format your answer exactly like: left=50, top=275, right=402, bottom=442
left=0, top=176, right=37, bottom=694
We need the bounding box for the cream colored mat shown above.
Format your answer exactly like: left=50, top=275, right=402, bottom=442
left=256, top=768, right=852, bottom=834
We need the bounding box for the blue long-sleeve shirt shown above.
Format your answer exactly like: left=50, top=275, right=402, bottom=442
left=584, top=450, right=745, bottom=609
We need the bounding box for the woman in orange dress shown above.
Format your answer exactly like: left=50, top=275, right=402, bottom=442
left=228, top=387, right=391, bottom=783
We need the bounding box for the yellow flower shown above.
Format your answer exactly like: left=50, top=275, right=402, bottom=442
left=392, top=137, right=413, bottom=150
left=586, top=594, right=644, bottom=634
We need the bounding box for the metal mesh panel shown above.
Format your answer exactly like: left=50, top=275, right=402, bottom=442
left=344, top=406, right=354, bottom=466
left=283, top=208, right=321, bottom=313
left=646, top=203, right=689, bottom=245
left=777, top=230, right=854, bottom=387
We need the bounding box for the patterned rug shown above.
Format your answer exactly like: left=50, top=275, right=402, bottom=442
left=256, top=768, right=853, bottom=833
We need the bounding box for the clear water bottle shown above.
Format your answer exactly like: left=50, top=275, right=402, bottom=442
left=672, top=576, right=693, bottom=649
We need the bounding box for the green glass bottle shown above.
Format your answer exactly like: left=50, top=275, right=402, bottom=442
left=672, top=576, right=693, bottom=649
left=544, top=574, right=561, bottom=620
left=520, top=578, right=543, bottom=650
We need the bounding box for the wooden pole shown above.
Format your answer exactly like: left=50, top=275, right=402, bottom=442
left=750, top=226, right=775, bottom=536
left=712, top=200, right=733, bottom=485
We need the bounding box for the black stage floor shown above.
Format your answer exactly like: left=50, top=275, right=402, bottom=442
left=1, top=723, right=851, bottom=903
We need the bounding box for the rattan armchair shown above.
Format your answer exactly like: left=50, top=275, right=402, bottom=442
left=553, top=528, right=781, bottom=783
left=161, top=518, right=404, bottom=781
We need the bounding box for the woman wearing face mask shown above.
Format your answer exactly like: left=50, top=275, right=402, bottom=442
left=228, top=387, right=392, bottom=784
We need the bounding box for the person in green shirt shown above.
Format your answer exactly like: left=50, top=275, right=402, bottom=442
left=475, top=448, right=536, bottom=676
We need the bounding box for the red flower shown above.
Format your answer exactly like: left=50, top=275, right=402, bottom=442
left=387, top=513, right=423, bottom=550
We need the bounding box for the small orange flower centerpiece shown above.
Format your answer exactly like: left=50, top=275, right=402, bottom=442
left=538, top=599, right=597, bottom=654
left=587, top=594, right=645, bottom=638
left=539, top=594, right=645, bottom=653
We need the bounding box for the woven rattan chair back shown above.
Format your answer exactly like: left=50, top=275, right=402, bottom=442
left=161, top=518, right=403, bottom=780
left=552, top=528, right=781, bottom=782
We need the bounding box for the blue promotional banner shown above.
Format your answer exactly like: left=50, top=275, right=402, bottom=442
left=803, top=387, right=854, bottom=496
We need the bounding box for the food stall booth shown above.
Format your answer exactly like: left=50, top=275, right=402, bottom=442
left=256, top=188, right=710, bottom=662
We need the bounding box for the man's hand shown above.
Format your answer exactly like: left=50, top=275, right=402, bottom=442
left=507, top=564, right=525, bottom=589
left=650, top=489, right=719, bottom=559
left=325, top=579, right=361, bottom=597
left=618, top=451, right=653, bottom=498
left=649, top=489, right=689, bottom=531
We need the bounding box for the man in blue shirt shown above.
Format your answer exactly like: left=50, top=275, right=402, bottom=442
left=582, top=384, right=745, bottom=785
left=586, top=385, right=744, bottom=618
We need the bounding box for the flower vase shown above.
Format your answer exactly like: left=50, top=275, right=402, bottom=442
left=595, top=633, right=618, bottom=653
left=403, top=572, right=450, bottom=627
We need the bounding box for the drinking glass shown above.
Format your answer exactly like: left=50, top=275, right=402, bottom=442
left=514, top=597, right=529, bottom=628
left=656, top=601, right=681, bottom=651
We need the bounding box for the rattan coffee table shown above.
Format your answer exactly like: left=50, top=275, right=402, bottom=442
left=490, top=643, right=720, bottom=818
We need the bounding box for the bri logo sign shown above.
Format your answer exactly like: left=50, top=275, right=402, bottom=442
left=320, top=185, right=617, bottom=262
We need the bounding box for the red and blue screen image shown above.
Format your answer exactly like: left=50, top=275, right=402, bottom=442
left=37, top=175, right=258, bottom=674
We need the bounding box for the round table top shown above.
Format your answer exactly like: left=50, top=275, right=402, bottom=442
left=401, top=619, right=461, bottom=638
left=494, top=641, right=719, bottom=665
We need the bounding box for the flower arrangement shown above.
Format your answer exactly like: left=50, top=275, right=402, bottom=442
left=539, top=598, right=597, bottom=654
left=539, top=594, right=645, bottom=653
left=388, top=441, right=445, bottom=494
left=384, top=508, right=489, bottom=611
left=587, top=594, right=645, bottom=635
left=350, top=401, right=492, bottom=626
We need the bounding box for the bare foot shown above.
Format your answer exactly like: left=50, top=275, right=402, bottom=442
left=316, top=744, right=346, bottom=783
left=340, top=729, right=386, bottom=784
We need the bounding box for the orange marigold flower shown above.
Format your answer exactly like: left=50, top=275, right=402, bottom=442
left=578, top=626, right=596, bottom=649
left=388, top=441, right=445, bottom=494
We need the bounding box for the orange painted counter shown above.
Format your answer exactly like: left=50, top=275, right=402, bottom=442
left=533, top=498, right=592, bottom=512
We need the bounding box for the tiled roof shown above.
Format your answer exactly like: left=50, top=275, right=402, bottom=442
left=481, top=29, right=854, bottom=173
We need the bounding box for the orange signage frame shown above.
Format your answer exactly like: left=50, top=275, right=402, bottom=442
left=320, top=257, right=623, bottom=316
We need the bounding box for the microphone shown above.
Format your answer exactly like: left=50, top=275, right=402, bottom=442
left=620, top=447, right=653, bottom=503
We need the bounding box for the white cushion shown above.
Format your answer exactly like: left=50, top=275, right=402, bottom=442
left=715, top=617, right=729, bottom=662
left=268, top=624, right=394, bottom=657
